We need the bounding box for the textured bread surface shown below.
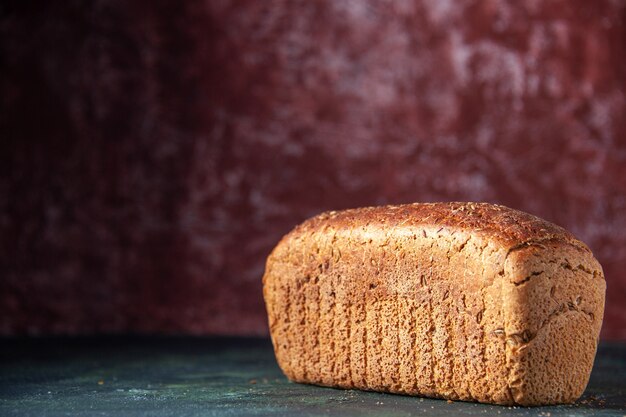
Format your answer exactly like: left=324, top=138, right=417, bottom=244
left=262, top=202, right=605, bottom=406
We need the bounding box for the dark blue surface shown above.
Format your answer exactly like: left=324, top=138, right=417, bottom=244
left=0, top=337, right=624, bottom=416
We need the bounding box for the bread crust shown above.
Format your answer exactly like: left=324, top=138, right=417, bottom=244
left=262, top=202, right=605, bottom=405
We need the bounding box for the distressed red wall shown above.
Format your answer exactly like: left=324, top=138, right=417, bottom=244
left=1, top=1, right=625, bottom=338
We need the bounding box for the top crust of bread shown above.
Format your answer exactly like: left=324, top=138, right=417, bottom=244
left=289, top=202, right=584, bottom=251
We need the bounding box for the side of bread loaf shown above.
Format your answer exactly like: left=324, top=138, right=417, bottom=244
left=262, top=202, right=605, bottom=405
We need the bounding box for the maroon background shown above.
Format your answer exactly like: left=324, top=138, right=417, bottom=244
left=1, top=1, right=625, bottom=339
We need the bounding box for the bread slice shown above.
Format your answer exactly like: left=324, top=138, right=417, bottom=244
left=262, top=202, right=605, bottom=406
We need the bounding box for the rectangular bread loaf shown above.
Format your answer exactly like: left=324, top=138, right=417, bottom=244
left=262, top=202, right=605, bottom=406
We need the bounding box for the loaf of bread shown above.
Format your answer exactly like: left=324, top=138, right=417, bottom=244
left=262, top=202, right=605, bottom=405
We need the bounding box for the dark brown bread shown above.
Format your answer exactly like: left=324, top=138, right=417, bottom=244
left=262, top=202, right=605, bottom=405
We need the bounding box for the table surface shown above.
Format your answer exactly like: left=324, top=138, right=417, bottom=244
left=0, top=337, right=624, bottom=417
